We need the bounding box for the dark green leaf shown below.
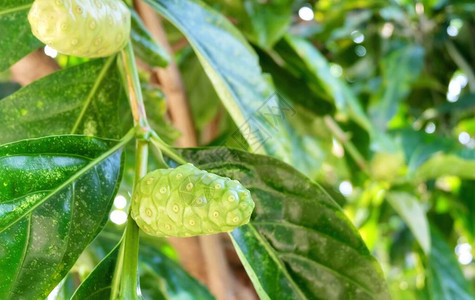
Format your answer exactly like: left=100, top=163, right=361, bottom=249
left=71, top=244, right=120, bottom=300
left=427, top=228, right=474, bottom=300
left=179, top=147, right=390, bottom=300
left=0, top=135, right=124, bottom=299
left=0, top=0, right=41, bottom=71
left=131, top=10, right=170, bottom=68
left=0, top=57, right=125, bottom=144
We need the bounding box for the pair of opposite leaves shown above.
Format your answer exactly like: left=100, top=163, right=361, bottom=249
left=28, top=1, right=255, bottom=236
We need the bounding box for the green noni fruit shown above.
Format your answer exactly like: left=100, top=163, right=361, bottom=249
left=131, top=164, right=255, bottom=237
left=28, top=0, right=131, bottom=58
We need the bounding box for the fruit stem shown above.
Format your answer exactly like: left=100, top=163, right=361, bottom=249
left=150, top=131, right=187, bottom=165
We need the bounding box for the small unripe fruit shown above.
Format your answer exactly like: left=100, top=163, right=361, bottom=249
left=131, top=164, right=255, bottom=237
left=28, top=0, right=131, bottom=58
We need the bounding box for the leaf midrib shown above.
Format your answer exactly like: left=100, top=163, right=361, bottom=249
left=0, top=4, right=31, bottom=16
left=70, top=56, right=115, bottom=134
left=252, top=221, right=379, bottom=297
left=252, top=221, right=366, bottom=255
left=247, top=223, right=308, bottom=300
left=280, top=253, right=377, bottom=297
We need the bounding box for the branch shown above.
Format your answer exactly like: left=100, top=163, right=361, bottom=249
left=134, top=0, right=196, bottom=147
left=10, top=48, right=59, bottom=85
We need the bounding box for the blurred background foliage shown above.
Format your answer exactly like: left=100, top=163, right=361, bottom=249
left=1, top=0, right=474, bottom=299
left=189, top=0, right=475, bottom=298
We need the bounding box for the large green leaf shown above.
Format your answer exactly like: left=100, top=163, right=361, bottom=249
left=179, top=147, right=390, bottom=300
left=73, top=233, right=214, bottom=300
left=386, top=192, right=430, bottom=254
left=0, top=57, right=125, bottom=144
left=369, top=45, right=425, bottom=130
left=0, top=135, right=124, bottom=299
left=427, top=228, right=474, bottom=300
left=0, top=0, right=41, bottom=71
left=145, top=0, right=295, bottom=163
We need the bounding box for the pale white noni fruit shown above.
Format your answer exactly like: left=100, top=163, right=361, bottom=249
left=28, top=0, right=131, bottom=58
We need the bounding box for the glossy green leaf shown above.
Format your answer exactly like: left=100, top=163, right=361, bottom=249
left=0, top=0, right=41, bottom=71
left=71, top=244, right=120, bottom=300
left=179, top=147, right=390, bottom=300
left=0, top=57, right=125, bottom=144
left=427, top=228, right=474, bottom=300
left=131, top=10, right=170, bottom=68
left=0, top=135, right=124, bottom=299
left=208, top=0, right=294, bottom=49
left=369, top=45, right=424, bottom=130
left=145, top=0, right=295, bottom=163
left=386, top=192, right=430, bottom=254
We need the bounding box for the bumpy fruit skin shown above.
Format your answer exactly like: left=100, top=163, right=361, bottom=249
left=28, top=0, right=130, bottom=58
left=131, top=164, right=255, bottom=237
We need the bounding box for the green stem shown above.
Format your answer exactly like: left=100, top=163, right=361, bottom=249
left=150, top=131, right=187, bottom=165
left=111, top=43, right=152, bottom=299
left=111, top=141, right=148, bottom=300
